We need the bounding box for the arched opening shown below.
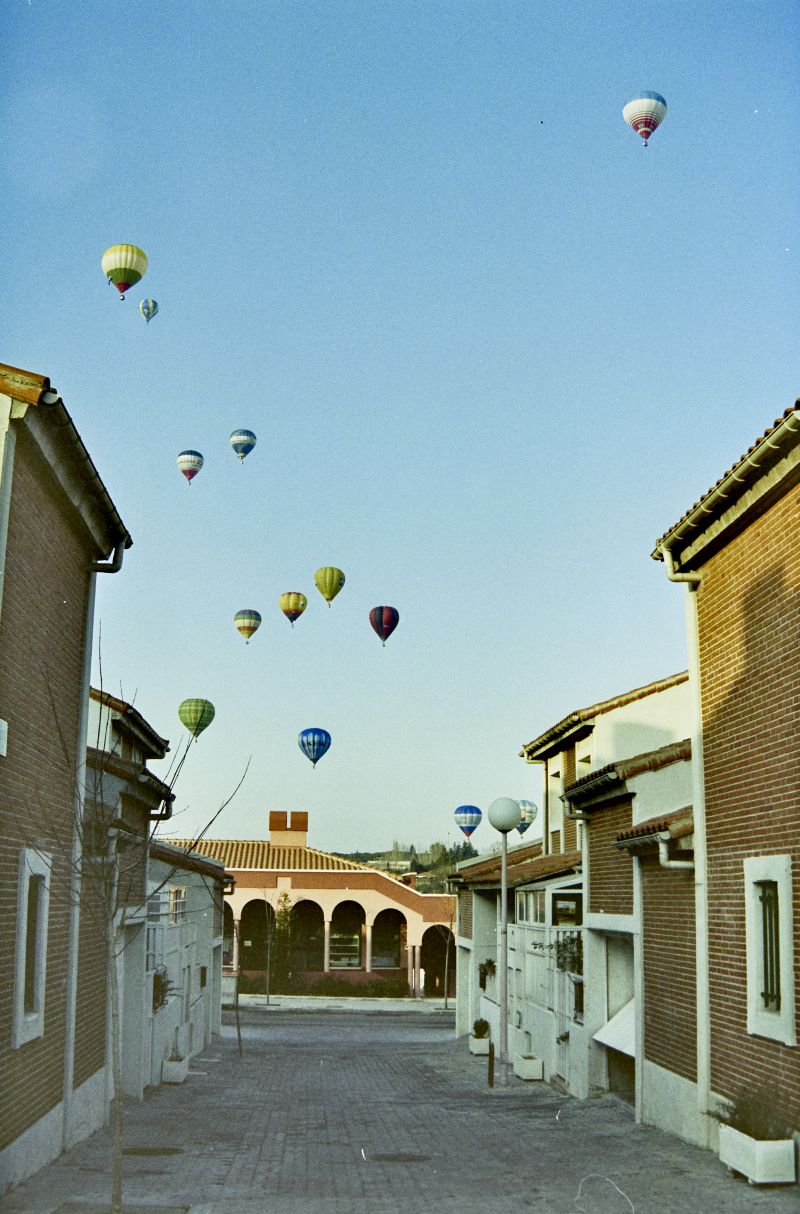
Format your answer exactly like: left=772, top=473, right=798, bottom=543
left=330, top=900, right=365, bottom=969
left=223, top=902, right=234, bottom=967
left=239, top=899, right=274, bottom=972
left=290, top=899, right=325, bottom=972
left=372, top=908, right=406, bottom=968
left=421, top=924, right=456, bottom=999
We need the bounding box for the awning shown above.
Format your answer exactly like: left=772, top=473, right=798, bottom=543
left=592, top=998, right=635, bottom=1058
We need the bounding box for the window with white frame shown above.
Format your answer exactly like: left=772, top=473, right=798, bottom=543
left=145, top=924, right=159, bottom=973
left=516, top=890, right=545, bottom=924
left=12, top=849, right=51, bottom=1048
left=744, top=855, right=796, bottom=1046
left=168, top=885, right=187, bottom=924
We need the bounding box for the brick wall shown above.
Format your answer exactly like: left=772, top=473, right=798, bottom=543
left=587, top=800, right=633, bottom=916
left=561, top=748, right=577, bottom=852
left=0, top=430, right=95, bottom=1149
left=458, top=889, right=472, bottom=939
left=640, top=854, right=697, bottom=1081
left=697, top=482, right=800, bottom=1121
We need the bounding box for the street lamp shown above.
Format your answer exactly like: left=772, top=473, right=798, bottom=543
left=487, top=796, right=522, bottom=1086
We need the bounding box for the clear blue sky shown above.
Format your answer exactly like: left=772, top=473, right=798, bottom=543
left=4, top=2, right=799, bottom=853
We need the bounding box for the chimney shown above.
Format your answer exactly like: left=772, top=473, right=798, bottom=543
left=268, top=810, right=309, bottom=849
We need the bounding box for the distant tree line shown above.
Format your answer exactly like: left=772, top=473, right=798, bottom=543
left=340, top=838, right=477, bottom=891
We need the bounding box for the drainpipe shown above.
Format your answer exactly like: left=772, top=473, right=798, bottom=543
left=659, top=540, right=711, bottom=1144
left=63, top=543, right=126, bottom=1149
left=657, top=834, right=694, bottom=871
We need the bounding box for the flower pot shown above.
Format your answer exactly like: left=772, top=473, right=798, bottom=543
left=513, top=1054, right=543, bottom=1081
left=162, top=1055, right=190, bottom=1084
left=718, top=1123, right=796, bottom=1185
left=469, top=1035, right=490, bottom=1055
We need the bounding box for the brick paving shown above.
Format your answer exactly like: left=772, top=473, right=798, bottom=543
left=4, top=1007, right=799, bottom=1213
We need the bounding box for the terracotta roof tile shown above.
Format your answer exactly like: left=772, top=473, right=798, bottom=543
left=168, top=837, right=381, bottom=873
left=458, top=847, right=580, bottom=888
left=521, top=672, right=688, bottom=761
left=615, top=807, right=693, bottom=847
left=653, top=403, right=800, bottom=558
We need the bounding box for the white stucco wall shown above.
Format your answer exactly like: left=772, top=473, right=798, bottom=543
left=591, top=680, right=691, bottom=769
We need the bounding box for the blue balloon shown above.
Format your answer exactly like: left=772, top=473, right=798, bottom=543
left=517, top=799, right=538, bottom=835
left=454, top=805, right=482, bottom=838
left=298, top=727, right=331, bottom=767
left=230, top=429, right=257, bottom=462
left=138, top=298, right=158, bottom=323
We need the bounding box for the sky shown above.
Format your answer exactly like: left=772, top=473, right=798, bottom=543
left=4, top=1, right=799, bottom=854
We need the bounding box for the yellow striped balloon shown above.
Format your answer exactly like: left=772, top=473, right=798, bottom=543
left=101, top=244, right=148, bottom=299
left=314, top=567, right=345, bottom=606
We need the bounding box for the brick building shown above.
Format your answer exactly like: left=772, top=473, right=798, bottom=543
left=564, top=740, right=698, bottom=1139
left=178, top=811, right=456, bottom=998
left=454, top=672, right=690, bottom=1096
left=0, top=365, right=131, bottom=1192
left=653, top=399, right=800, bottom=1149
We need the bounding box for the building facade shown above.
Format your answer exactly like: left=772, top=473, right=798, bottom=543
left=455, top=672, right=691, bottom=1098
left=0, top=365, right=132, bottom=1193
left=653, top=399, right=800, bottom=1146
left=179, top=811, right=456, bottom=998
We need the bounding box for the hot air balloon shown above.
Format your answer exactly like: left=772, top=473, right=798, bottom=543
left=369, top=606, right=400, bottom=647
left=622, top=92, right=667, bottom=146
left=314, top=567, right=345, bottom=606
left=177, top=450, right=204, bottom=484
left=234, top=609, right=262, bottom=643
left=101, top=244, right=148, bottom=299
left=279, top=592, right=307, bottom=627
left=298, top=727, right=331, bottom=767
left=178, top=698, right=215, bottom=740
left=455, top=805, right=482, bottom=838
left=230, top=429, right=257, bottom=462
left=138, top=298, right=158, bottom=324
left=517, top=800, right=538, bottom=836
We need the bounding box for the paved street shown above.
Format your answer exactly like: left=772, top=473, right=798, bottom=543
left=4, top=1006, right=798, bottom=1214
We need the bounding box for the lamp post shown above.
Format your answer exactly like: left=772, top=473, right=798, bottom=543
left=487, top=796, right=522, bottom=1086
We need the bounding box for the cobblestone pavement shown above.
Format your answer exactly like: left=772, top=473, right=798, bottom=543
left=4, top=1008, right=799, bottom=1214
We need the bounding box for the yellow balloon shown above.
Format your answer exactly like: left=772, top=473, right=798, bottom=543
left=314, top=567, right=345, bottom=606
left=279, top=591, right=308, bottom=627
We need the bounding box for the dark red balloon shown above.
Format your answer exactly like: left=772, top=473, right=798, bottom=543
left=369, top=605, right=400, bottom=647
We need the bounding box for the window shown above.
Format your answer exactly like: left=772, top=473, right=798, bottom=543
left=168, top=886, right=187, bottom=924
left=744, top=856, right=796, bottom=1045
left=13, top=849, right=51, bottom=1048
left=516, top=889, right=546, bottom=924
left=552, top=892, right=583, bottom=927
left=145, top=925, right=159, bottom=973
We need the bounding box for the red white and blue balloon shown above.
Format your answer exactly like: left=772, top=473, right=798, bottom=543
left=517, top=800, right=538, bottom=836
left=177, top=450, right=204, bottom=484
left=298, top=727, right=332, bottom=767
left=622, top=91, right=667, bottom=146
left=454, top=805, right=482, bottom=838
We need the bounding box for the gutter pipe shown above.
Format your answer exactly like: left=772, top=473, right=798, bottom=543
left=656, top=833, right=694, bottom=871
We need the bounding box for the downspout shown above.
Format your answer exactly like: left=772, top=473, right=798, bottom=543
left=659, top=540, right=710, bottom=1144
left=657, top=835, right=694, bottom=871
left=62, top=544, right=126, bottom=1150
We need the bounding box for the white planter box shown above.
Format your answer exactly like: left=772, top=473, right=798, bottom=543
left=718, top=1123, right=796, bottom=1185
left=513, top=1054, right=544, bottom=1081
left=162, top=1056, right=190, bottom=1084
left=469, top=1036, right=490, bottom=1055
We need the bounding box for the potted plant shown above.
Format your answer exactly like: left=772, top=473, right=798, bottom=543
left=469, top=1017, right=490, bottom=1055
left=513, top=1053, right=543, bottom=1080
left=161, top=1053, right=190, bottom=1084
left=716, top=1088, right=796, bottom=1185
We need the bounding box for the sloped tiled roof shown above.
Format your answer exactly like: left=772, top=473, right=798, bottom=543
left=520, top=672, right=688, bottom=761
left=564, top=738, right=691, bottom=808
left=652, top=403, right=800, bottom=560
left=457, top=846, right=581, bottom=889
left=168, top=837, right=383, bottom=873
left=614, top=807, right=693, bottom=849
